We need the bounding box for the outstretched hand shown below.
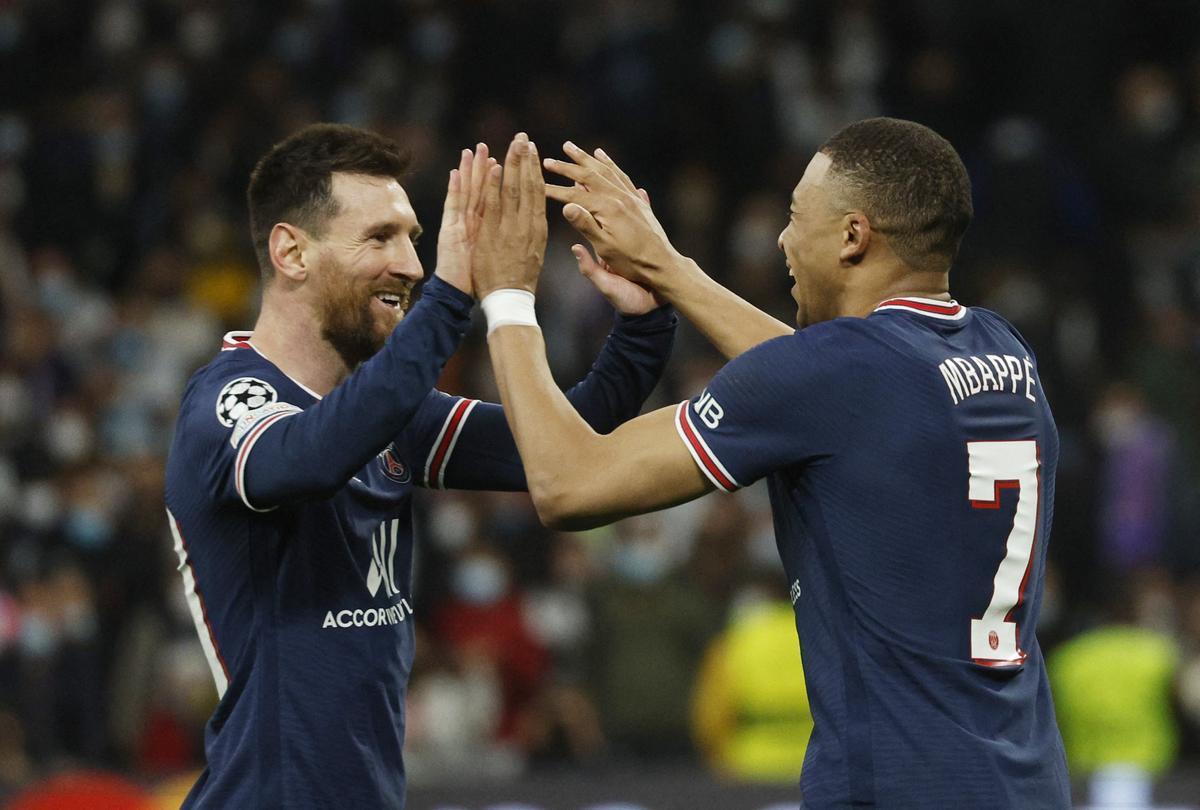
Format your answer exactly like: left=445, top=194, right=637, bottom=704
left=570, top=188, right=664, bottom=315
left=435, top=143, right=495, bottom=296
left=472, top=133, right=548, bottom=297
left=543, top=143, right=682, bottom=289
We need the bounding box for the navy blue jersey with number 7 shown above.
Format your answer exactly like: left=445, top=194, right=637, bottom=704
left=675, top=297, right=1070, bottom=809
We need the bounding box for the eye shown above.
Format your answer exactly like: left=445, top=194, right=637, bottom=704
left=410, top=233, right=421, bottom=247
left=371, top=233, right=389, bottom=244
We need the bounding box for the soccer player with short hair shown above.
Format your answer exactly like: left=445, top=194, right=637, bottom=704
left=476, top=120, right=1070, bottom=807
left=163, top=125, right=677, bottom=808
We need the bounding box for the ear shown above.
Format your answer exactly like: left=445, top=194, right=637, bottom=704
left=268, top=223, right=310, bottom=283
left=839, top=212, right=871, bottom=265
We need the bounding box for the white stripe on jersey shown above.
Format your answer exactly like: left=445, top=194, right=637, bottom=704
left=673, top=401, right=740, bottom=493
left=234, top=410, right=295, bottom=512
left=423, top=398, right=479, bottom=489
left=167, top=509, right=229, bottom=698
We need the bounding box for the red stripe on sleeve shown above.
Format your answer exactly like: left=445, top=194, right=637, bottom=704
left=427, top=398, right=474, bottom=488
left=676, top=403, right=737, bottom=492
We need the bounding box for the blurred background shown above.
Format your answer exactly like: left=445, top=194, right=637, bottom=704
left=1, top=0, right=1199, bottom=808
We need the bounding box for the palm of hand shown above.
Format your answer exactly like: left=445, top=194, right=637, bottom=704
left=435, top=145, right=494, bottom=297
left=436, top=206, right=480, bottom=292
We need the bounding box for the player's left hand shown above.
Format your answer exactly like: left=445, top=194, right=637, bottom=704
left=434, top=142, right=494, bottom=297
left=572, top=240, right=665, bottom=315
left=472, top=133, right=548, bottom=297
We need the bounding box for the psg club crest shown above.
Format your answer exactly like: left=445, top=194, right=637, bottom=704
left=377, top=443, right=411, bottom=484
left=215, top=378, right=278, bottom=427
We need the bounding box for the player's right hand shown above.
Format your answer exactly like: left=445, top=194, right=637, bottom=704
left=434, top=142, right=493, bottom=296
left=472, top=132, right=548, bottom=297
left=543, top=144, right=684, bottom=290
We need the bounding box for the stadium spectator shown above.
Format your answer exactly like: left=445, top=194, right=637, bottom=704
left=432, top=545, right=550, bottom=748
left=691, top=577, right=811, bottom=783
left=1049, top=580, right=1181, bottom=802
left=586, top=515, right=718, bottom=759
left=0, top=0, right=1198, bottom=801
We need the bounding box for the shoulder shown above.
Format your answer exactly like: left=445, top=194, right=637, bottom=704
left=734, top=316, right=894, bottom=373
left=182, top=350, right=293, bottom=423
left=961, top=305, right=1017, bottom=335
left=175, top=348, right=307, bottom=455
left=728, top=320, right=860, bottom=367
left=967, top=307, right=1038, bottom=356
left=704, top=321, right=874, bottom=409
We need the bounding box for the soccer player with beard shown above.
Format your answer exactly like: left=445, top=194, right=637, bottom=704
left=163, top=125, right=676, bottom=808
left=475, top=121, right=1070, bottom=808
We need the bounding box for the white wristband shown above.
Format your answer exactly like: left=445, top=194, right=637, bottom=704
left=481, top=289, right=538, bottom=335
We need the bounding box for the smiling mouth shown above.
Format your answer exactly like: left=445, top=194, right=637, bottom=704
left=373, top=292, right=405, bottom=310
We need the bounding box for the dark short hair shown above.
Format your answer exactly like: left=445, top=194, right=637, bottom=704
left=246, top=123, right=410, bottom=278
left=820, top=118, right=972, bottom=271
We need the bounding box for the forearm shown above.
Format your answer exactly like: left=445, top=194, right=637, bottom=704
left=243, top=278, right=471, bottom=505
left=654, top=257, right=792, bottom=359
left=486, top=325, right=601, bottom=517
left=486, top=323, right=711, bottom=529
left=429, top=307, right=673, bottom=493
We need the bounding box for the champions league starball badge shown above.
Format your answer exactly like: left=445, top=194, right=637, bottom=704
left=216, top=378, right=279, bottom=427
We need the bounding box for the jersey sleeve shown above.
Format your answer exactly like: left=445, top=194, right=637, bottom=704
left=565, top=304, right=677, bottom=434
left=171, top=371, right=306, bottom=511
left=234, top=276, right=473, bottom=510
left=405, top=390, right=522, bottom=491
left=673, top=329, right=836, bottom=491
left=405, top=305, right=678, bottom=492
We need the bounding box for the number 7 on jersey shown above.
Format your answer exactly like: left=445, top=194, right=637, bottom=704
left=967, top=440, right=1040, bottom=666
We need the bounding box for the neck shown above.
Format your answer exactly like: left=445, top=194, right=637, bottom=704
left=249, top=291, right=350, bottom=396
left=838, top=262, right=951, bottom=319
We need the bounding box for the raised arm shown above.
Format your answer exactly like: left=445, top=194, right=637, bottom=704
left=543, top=143, right=792, bottom=359
left=471, top=134, right=713, bottom=527
left=490, top=330, right=710, bottom=527
left=239, top=146, right=491, bottom=508
left=241, top=278, right=471, bottom=506
left=406, top=140, right=678, bottom=493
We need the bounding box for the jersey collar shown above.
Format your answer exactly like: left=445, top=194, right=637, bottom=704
left=873, top=297, right=966, bottom=321
left=221, top=331, right=253, bottom=350
left=218, top=331, right=322, bottom=400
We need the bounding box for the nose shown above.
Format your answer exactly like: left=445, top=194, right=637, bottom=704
left=388, top=239, right=424, bottom=282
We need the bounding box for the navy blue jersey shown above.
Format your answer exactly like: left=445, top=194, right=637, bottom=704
left=164, top=278, right=675, bottom=809
left=675, top=297, right=1069, bottom=809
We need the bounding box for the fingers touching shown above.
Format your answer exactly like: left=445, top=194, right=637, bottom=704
left=481, top=159, right=503, bottom=236
left=466, top=143, right=493, bottom=239
left=501, top=132, right=527, bottom=221
left=445, top=144, right=493, bottom=238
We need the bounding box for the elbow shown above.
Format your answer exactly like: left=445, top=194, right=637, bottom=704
left=529, top=476, right=602, bottom=532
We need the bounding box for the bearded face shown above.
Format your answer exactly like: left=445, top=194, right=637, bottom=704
left=299, top=173, right=423, bottom=370
left=314, top=250, right=409, bottom=369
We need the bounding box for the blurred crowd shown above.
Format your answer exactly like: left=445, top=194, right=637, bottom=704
left=1, top=0, right=1200, bottom=803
